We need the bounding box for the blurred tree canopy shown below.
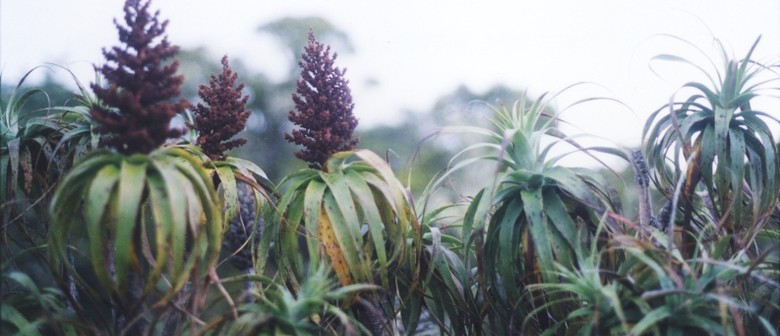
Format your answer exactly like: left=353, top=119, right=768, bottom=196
left=258, top=16, right=355, bottom=78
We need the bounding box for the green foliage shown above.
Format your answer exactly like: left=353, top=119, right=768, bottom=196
left=48, top=146, right=222, bottom=333
left=261, top=148, right=437, bottom=334
left=401, top=202, right=480, bottom=334
left=529, top=231, right=779, bottom=336
left=2, top=2, right=779, bottom=334
left=1, top=66, right=101, bottom=307
left=0, top=271, right=81, bottom=335
left=2, top=69, right=57, bottom=254
left=209, top=264, right=375, bottom=336
left=264, top=149, right=419, bottom=329
left=1, top=67, right=97, bottom=222
left=177, top=143, right=275, bottom=275
left=643, top=36, right=780, bottom=258
left=452, top=92, right=622, bottom=334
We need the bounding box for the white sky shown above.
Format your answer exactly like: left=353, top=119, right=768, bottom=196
left=2, top=1, right=779, bottom=159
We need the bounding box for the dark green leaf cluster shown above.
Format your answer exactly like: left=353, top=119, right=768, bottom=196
left=191, top=56, right=251, bottom=160
left=285, top=30, right=358, bottom=170
left=90, top=0, right=187, bottom=154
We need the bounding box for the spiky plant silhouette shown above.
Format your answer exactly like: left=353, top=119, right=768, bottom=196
left=284, top=30, right=358, bottom=170
left=190, top=55, right=251, bottom=161
left=90, top=0, right=188, bottom=154
left=48, top=1, right=222, bottom=333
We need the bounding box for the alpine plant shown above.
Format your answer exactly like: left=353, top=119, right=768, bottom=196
left=90, top=0, right=188, bottom=154
left=190, top=55, right=251, bottom=161
left=285, top=30, right=359, bottom=170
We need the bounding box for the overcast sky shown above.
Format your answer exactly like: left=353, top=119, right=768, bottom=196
left=2, top=1, right=779, bottom=157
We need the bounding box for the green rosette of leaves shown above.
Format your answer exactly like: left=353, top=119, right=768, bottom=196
left=49, top=147, right=221, bottom=304
left=1, top=69, right=53, bottom=210
left=1, top=66, right=99, bottom=227
left=643, top=36, right=780, bottom=257
left=264, top=150, right=418, bottom=301
left=46, top=0, right=223, bottom=315
left=448, top=92, right=622, bottom=334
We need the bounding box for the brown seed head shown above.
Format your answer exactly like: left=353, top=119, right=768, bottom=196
left=190, top=56, right=251, bottom=160
left=284, top=30, right=358, bottom=170
left=90, top=0, right=188, bottom=154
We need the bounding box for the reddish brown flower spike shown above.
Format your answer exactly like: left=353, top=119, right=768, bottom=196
left=90, top=0, right=188, bottom=154
left=190, top=56, right=251, bottom=160
left=284, top=30, right=358, bottom=170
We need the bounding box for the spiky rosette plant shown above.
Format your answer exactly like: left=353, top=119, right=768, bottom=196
left=267, top=31, right=419, bottom=334
left=643, top=36, right=780, bottom=259
left=47, top=1, right=222, bottom=333
left=1, top=67, right=103, bottom=327
left=264, top=150, right=418, bottom=332
left=2, top=70, right=67, bottom=253
left=209, top=264, right=378, bottom=336
left=185, top=55, right=273, bottom=275
left=1, top=66, right=101, bottom=244
left=442, top=92, right=623, bottom=334
left=284, top=30, right=359, bottom=170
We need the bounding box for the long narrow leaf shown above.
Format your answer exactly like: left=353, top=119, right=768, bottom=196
left=114, top=156, right=148, bottom=295
left=85, top=163, right=120, bottom=294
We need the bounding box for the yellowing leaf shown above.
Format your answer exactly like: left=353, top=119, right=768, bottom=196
left=319, top=206, right=353, bottom=287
